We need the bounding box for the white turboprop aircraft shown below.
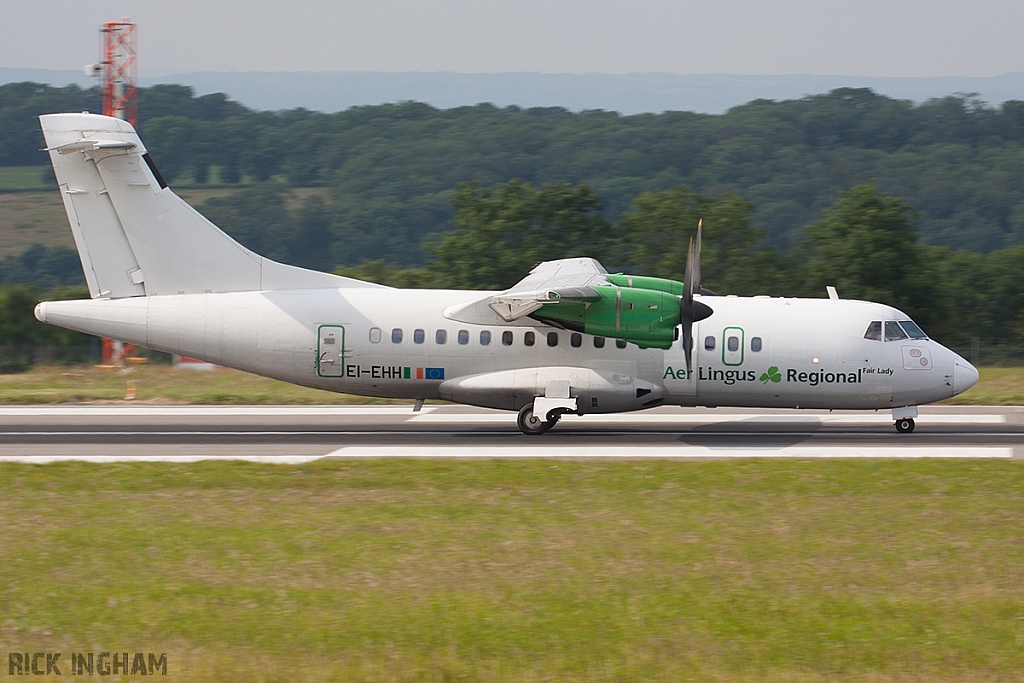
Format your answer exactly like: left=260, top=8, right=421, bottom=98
left=35, top=113, right=979, bottom=434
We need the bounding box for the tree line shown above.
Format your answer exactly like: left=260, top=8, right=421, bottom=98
left=6, top=81, right=1024, bottom=263
left=334, top=181, right=1023, bottom=351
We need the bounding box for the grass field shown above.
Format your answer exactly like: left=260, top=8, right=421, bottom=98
left=0, top=165, right=51, bottom=191
left=0, top=186, right=326, bottom=258
left=0, top=459, right=1022, bottom=682
left=943, top=366, right=1024, bottom=405
left=0, top=363, right=1019, bottom=405
left=0, top=364, right=403, bottom=404
left=0, top=190, right=75, bottom=257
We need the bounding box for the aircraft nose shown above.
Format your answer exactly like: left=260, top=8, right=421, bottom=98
left=952, top=354, right=979, bottom=396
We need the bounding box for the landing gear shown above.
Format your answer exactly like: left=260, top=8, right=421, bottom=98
left=895, top=418, right=915, bottom=433
left=517, top=404, right=560, bottom=435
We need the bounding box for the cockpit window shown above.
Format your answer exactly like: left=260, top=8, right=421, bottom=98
left=864, top=321, right=882, bottom=341
left=899, top=320, right=928, bottom=339
left=884, top=320, right=908, bottom=341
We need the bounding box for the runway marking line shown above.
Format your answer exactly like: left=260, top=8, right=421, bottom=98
left=0, top=447, right=1012, bottom=463
left=0, top=406, right=437, bottom=417
left=0, top=406, right=1008, bottom=426
left=324, top=446, right=1013, bottom=458
left=410, top=413, right=1007, bottom=425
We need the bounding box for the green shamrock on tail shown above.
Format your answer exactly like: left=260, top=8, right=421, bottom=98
left=760, top=366, right=782, bottom=384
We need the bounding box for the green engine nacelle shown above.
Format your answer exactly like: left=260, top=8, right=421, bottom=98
left=605, top=273, right=684, bottom=296
left=534, top=284, right=680, bottom=348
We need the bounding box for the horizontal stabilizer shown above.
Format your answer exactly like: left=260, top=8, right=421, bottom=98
left=46, top=139, right=137, bottom=154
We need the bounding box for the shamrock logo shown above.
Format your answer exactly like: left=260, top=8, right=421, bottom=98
left=760, top=366, right=782, bottom=384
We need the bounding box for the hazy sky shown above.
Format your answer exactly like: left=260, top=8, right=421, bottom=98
left=3, top=0, right=1023, bottom=77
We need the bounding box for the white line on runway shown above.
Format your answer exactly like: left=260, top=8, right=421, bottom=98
left=0, top=455, right=326, bottom=464
left=3, top=431, right=1015, bottom=440
left=410, top=413, right=1008, bottom=424
left=324, top=446, right=1014, bottom=458
left=0, top=406, right=435, bottom=416
left=0, top=447, right=1012, bottom=463
left=0, top=406, right=1009, bottom=426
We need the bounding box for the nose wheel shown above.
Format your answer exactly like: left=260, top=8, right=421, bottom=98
left=895, top=418, right=915, bottom=433
left=517, top=404, right=559, bottom=435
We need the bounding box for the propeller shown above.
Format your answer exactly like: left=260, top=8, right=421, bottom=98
left=680, top=219, right=714, bottom=373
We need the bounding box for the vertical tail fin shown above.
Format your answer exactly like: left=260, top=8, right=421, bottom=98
left=40, top=113, right=379, bottom=297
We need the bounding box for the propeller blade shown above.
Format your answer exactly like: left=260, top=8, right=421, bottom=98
left=681, top=318, right=693, bottom=373
left=679, top=218, right=712, bottom=373
left=683, top=236, right=695, bottom=306
left=693, top=218, right=702, bottom=292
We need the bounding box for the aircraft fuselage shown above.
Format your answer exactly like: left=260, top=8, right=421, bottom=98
left=36, top=287, right=973, bottom=413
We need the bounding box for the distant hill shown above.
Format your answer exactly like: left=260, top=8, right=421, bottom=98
left=4, top=68, right=1024, bottom=115
left=6, top=80, right=1024, bottom=268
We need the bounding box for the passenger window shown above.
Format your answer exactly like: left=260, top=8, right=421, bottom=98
left=594, top=336, right=605, bottom=348
left=502, top=331, right=513, bottom=346
left=413, top=329, right=425, bottom=344
left=369, top=327, right=381, bottom=343
left=458, top=330, right=469, bottom=345
left=435, top=329, right=447, bottom=344
left=547, top=332, right=558, bottom=347
left=524, top=331, right=535, bottom=346
left=480, top=330, right=491, bottom=345
left=751, top=337, right=762, bottom=352
left=727, top=336, right=739, bottom=352
left=391, top=328, right=403, bottom=344
left=899, top=320, right=928, bottom=339
left=616, top=339, right=627, bottom=349
left=704, top=336, right=715, bottom=351
left=571, top=333, right=582, bottom=348
left=884, top=321, right=908, bottom=342
left=864, top=321, right=882, bottom=341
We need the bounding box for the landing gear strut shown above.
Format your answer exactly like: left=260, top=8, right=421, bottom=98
left=517, top=404, right=560, bottom=435
left=895, top=418, right=915, bottom=433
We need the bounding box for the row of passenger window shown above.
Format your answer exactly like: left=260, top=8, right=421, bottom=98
left=863, top=320, right=928, bottom=342
left=370, top=327, right=630, bottom=349
left=704, top=335, right=763, bottom=352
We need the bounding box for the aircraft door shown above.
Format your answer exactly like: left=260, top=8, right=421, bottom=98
left=723, top=326, right=744, bottom=366
left=317, top=325, right=345, bottom=377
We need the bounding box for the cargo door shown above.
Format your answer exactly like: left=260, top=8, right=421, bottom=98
left=317, top=325, right=345, bottom=377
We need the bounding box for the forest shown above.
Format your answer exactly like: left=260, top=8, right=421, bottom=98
left=4, top=81, right=1024, bottom=260
left=2, top=81, right=1024, bottom=365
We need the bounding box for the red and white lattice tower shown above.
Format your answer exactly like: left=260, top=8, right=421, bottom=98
left=100, top=18, right=137, bottom=126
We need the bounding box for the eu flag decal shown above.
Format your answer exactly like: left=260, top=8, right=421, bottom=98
left=424, top=367, right=445, bottom=380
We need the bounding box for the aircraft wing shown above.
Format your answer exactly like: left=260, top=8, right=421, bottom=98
left=489, top=258, right=610, bottom=322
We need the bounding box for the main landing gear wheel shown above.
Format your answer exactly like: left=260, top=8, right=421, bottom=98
left=895, top=418, right=915, bottom=433
left=517, top=404, right=558, bottom=435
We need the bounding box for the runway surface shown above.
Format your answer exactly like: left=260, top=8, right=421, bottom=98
left=1, top=404, right=1022, bottom=461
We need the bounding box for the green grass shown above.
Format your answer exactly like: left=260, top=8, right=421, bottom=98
left=942, top=366, right=1024, bottom=405
left=0, top=190, right=76, bottom=257
left=0, top=186, right=320, bottom=258
left=0, top=364, right=409, bottom=404
left=0, top=460, right=1022, bottom=681
left=0, top=165, right=50, bottom=191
